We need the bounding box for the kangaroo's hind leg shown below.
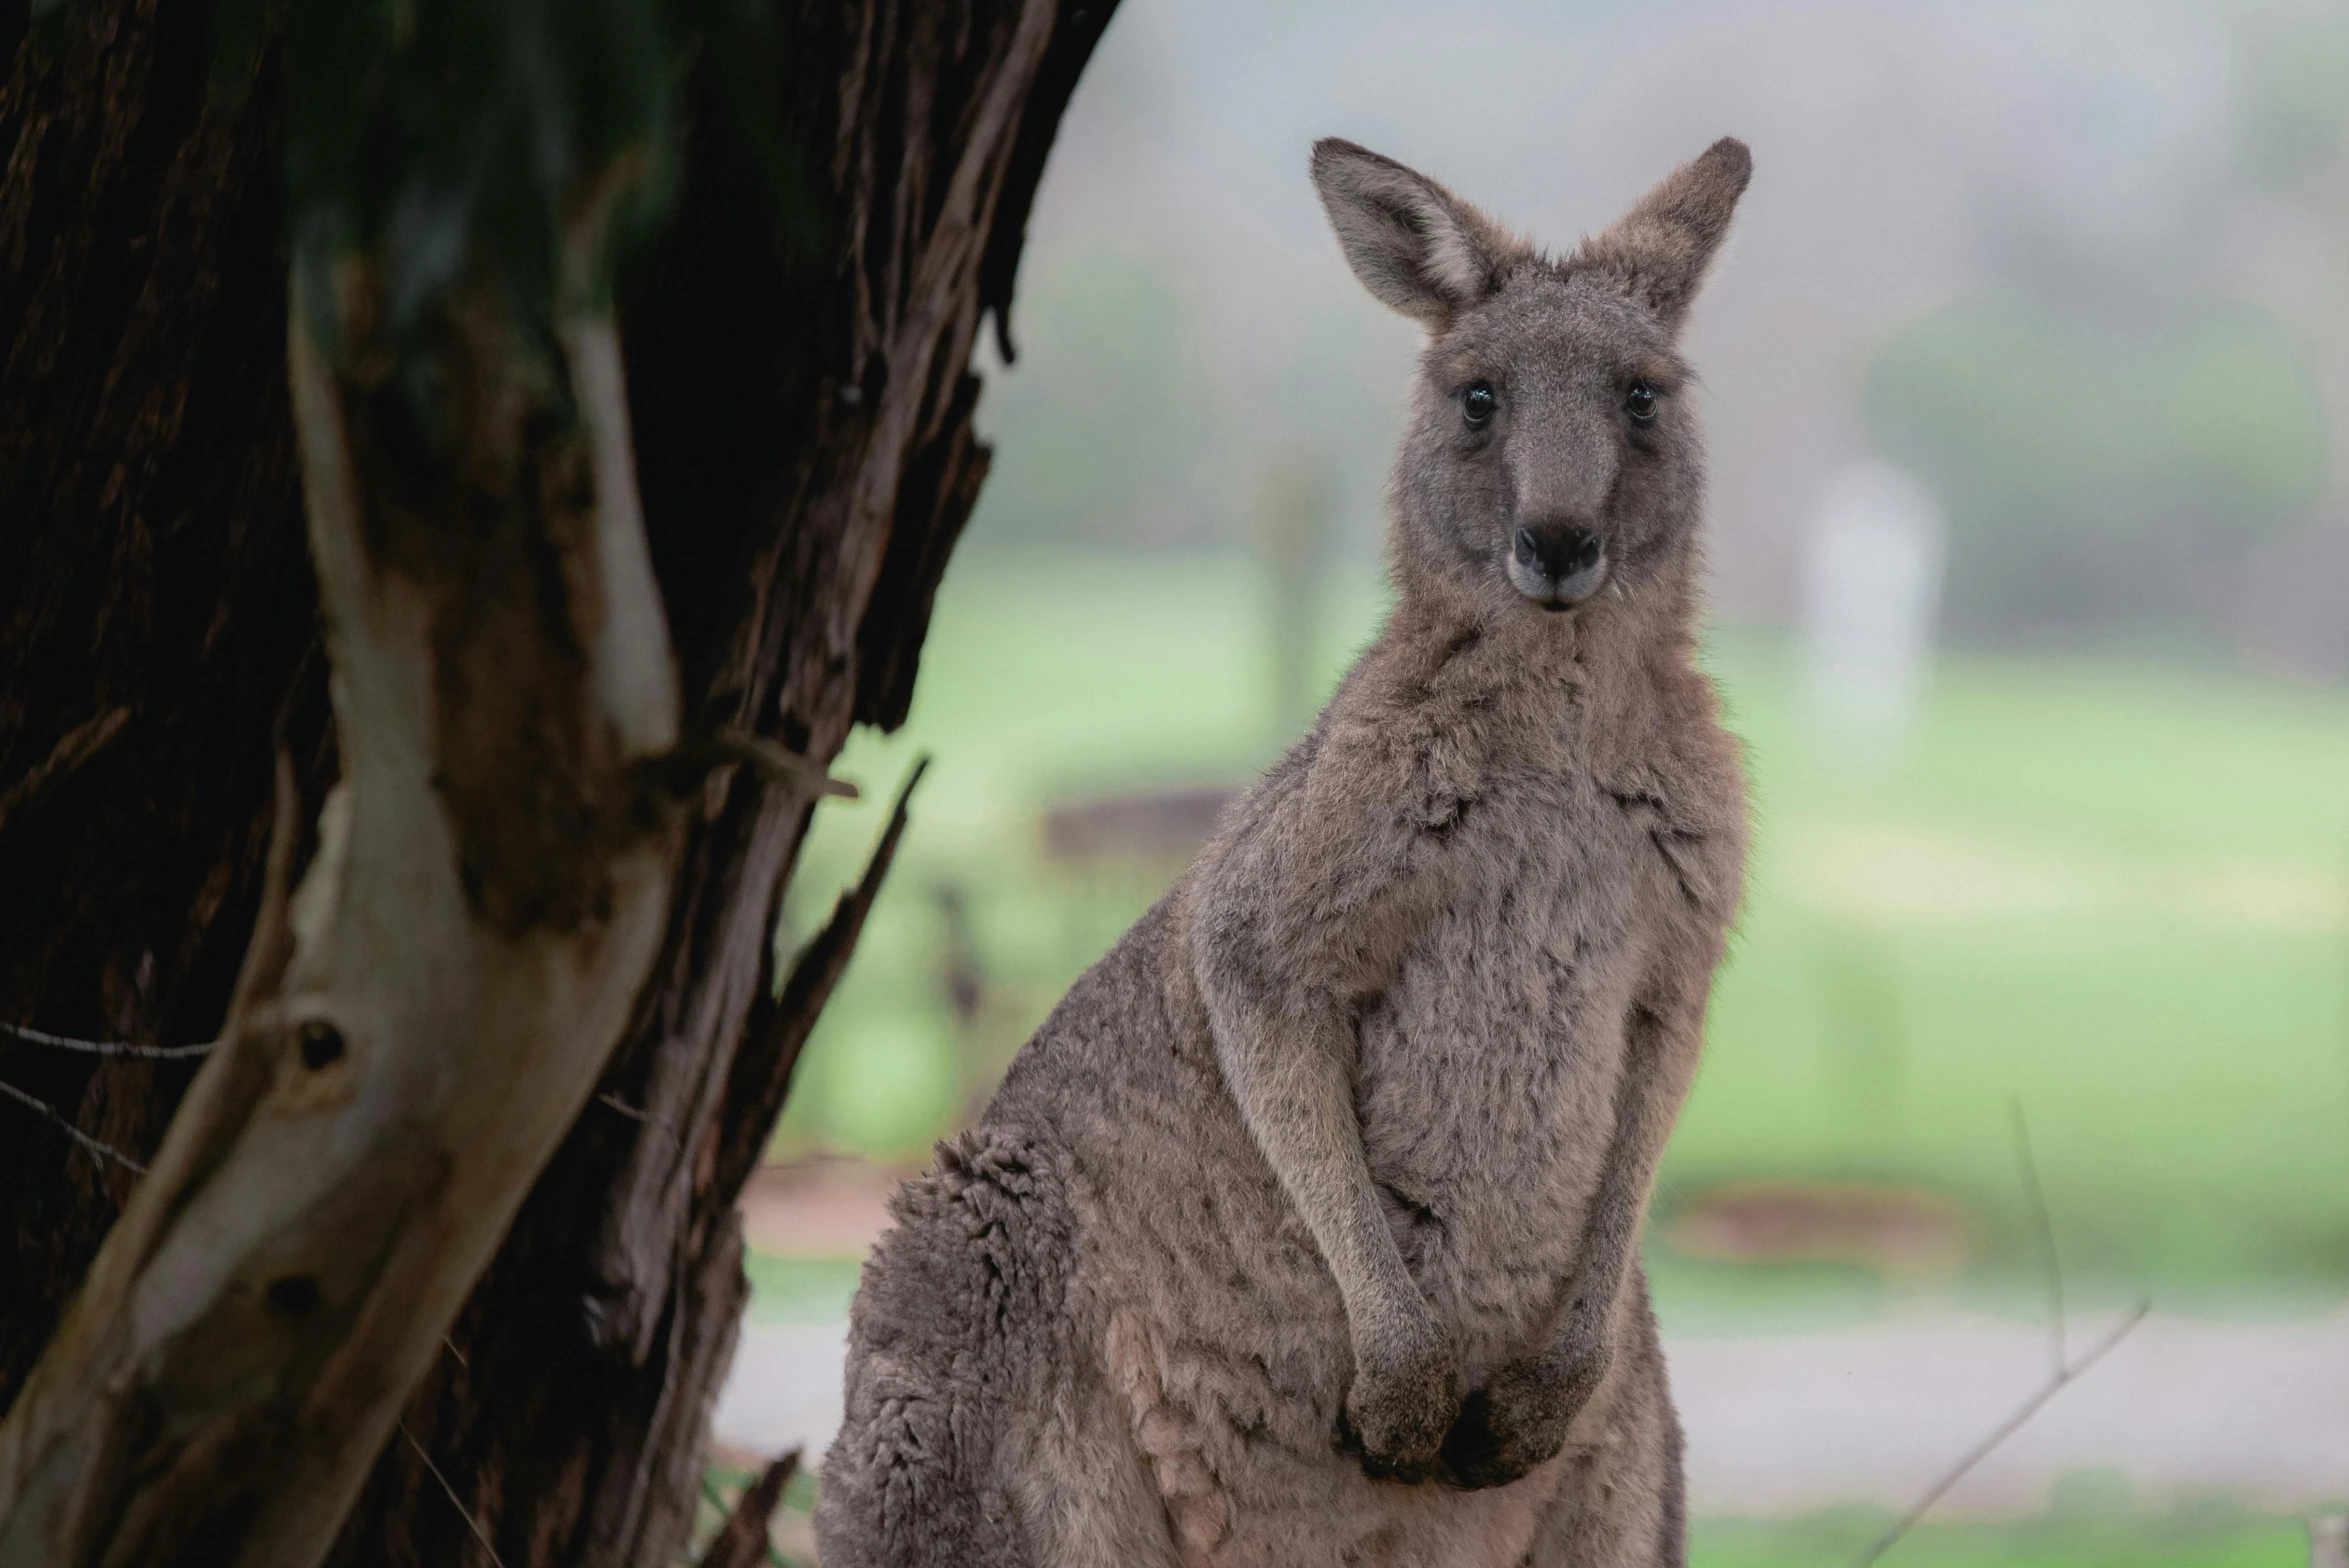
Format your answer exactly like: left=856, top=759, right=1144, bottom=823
left=813, top=1126, right=1174, bottom=1567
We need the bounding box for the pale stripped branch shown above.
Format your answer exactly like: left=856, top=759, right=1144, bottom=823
left=0, top=288, right=684, bottom=1568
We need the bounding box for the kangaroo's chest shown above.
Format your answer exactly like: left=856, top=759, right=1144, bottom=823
left=1355, top=763, right=1657, bottom=1164
left=1349, top=747, right=1720, bottom=1353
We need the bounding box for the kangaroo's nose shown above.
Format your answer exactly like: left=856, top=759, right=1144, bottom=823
left=1513, top=525, right=1602, bottom=581
left=1509, top=522, right=1608, bottom=609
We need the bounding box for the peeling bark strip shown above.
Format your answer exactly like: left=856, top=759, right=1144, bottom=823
left=715, top=757, right=927, bottom=1207
left=0, top=286, right=683, bottom=1567
left=699, top=1449, right=800, bottom=1568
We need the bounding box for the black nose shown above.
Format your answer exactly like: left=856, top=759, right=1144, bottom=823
left=1513, top=525, right=1602, bottom=581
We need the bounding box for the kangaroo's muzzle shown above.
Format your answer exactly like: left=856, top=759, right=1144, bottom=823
left=1509, top=524, right=1607, bottom=610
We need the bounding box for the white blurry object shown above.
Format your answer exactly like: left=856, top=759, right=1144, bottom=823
left=1800, top=461, right=1946, bottom=753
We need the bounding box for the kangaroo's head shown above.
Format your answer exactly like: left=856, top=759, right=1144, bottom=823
left=1312, top=136, right=1749, bottom=620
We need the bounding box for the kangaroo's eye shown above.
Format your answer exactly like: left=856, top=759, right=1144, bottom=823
left=1462, top=381, right=1496, bottom=430
left=1623, top=381, right=1661, bottom=427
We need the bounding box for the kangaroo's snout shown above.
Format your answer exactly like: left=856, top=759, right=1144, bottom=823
left=1509, top=522, right=1607, bottom=610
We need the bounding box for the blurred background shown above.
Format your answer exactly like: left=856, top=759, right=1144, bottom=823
left=722, top=1, right=2349, bottom=1560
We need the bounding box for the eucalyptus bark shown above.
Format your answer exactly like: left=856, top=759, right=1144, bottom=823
left=0, top=0, right=1116, bottom=1562
left=0, top=272, right=685, bottom=1563
left=0, top=0, right=327, bottom=1407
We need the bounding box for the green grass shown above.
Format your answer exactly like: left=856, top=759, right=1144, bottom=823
left=741, top=1253, right=861, bottom=1324
left=775, top=550, right=2349, bottom=1303
left=691, top=1462, right=2315, bottom=1568
left=1689, top=1497, right=2312, bottom=1568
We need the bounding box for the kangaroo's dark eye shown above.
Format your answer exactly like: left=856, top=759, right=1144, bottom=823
left=1462, top=381, right=1496, bottom=430
left=1623, top=381, right=1661, bottom=427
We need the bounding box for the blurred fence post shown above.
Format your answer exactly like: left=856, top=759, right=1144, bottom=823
left=1799, top=458, right=1944, bottom=772
left=1258, top=445, right=1335, bottom=746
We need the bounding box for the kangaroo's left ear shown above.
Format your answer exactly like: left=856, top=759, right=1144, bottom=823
left=1573, top=138, right=1751, bottom=329
left=1311, top=137, right=1526, bottom=327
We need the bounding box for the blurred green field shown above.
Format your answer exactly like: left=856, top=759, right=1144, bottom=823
left=775, top=551, right=2349, bottom=1307
left=692, top=1475, right=2312, bottom=1568
left=1688, top=1497, right=2311, bottom=1568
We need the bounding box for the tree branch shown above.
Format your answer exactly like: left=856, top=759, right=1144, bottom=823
left=0, top=1079, right=148, bottom=1177
left=0, top=1022, right=214, bottom=1060
left=1848, top=1303, right=2150, bottom=1568
left=1850, top=1104, right=2148, bottom=1568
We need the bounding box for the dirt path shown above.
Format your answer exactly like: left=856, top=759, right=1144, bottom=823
left=715, top=1306, right=2349, bottom=1513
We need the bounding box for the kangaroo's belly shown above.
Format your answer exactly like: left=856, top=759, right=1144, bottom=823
left=1029, top=819, right=1692, bottom=1564
left=1353, top=816, right=1657, bottom=1379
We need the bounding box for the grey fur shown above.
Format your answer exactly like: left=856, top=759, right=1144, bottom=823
left=816, top=136, right=1752, bottom=1567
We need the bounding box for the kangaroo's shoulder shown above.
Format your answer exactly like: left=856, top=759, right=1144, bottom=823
left=1592, top=649, right=1747, bottom=921
left=1284, top=612, right=1515, bottom=834
left=1654, top=653, right=1747, bottom=836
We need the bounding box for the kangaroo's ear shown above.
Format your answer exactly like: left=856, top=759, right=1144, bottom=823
left=1311, top=138, right=1522, bottom=326
left=1573, top=137, right=1751, bottom=329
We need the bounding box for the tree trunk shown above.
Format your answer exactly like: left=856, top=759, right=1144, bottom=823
left=0, top=0, right=1116, bottom=1561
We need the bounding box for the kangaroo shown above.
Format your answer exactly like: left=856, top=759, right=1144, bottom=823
left=815, top=135, right=1752, bottom=1568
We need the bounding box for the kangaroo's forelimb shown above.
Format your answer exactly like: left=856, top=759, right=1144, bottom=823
left=1189, top=758, right=1462, bottom=1479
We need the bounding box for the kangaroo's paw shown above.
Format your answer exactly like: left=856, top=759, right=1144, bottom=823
left=1438, top=1335, right=1612, bottom=1490
left=1338, top=1311, right=1460, bottom=1484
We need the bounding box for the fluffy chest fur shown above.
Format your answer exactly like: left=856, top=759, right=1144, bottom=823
left=1320, top=614, right=1745, bottom=1374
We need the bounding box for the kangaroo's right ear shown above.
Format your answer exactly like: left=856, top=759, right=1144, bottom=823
left=1572, top=138, right=1751, bottom=329
left=1311, top=138, right=1520, bottom=326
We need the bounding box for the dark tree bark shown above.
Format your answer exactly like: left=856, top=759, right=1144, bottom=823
left=0, top=0, right=1116, bottom=1561
left=0, top=0, right=332, bottom=1404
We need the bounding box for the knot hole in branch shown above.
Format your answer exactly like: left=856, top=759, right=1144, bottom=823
left=297, top=1019, right=347, bottom=1071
